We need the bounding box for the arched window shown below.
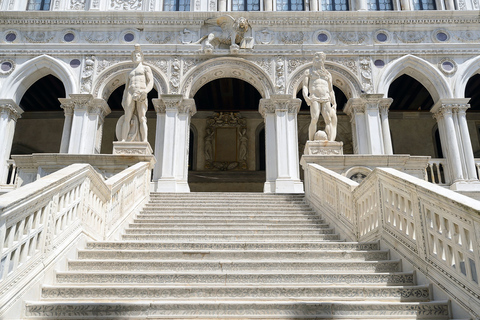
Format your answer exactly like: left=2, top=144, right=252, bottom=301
left=322, top=0, right=349, bottom=10
left=413, top=0, right=436, bottom=9
left=163, top=0, right=190, bottom=11
left=232, top=0, right=260, bottom=10
left=277, top=0, right=304, bottom=11
left=367, top=0, right=393, bottom=10
left=27, top=0, right=51, bottom=10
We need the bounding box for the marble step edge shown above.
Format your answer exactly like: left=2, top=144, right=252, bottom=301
left=132, top=218, right=325, bottom=223
left=122, top=229, right=336, bottom=234
left=120, top=235, right=341, bottom=241
left=23, top=300, right=452, bottom=319
left=127, top=223, right=330, bottom=229
left=138, top=210, right=316, bottom=214
left=134, top=214, right=321, bottom=218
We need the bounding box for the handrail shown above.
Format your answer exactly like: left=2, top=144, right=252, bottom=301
left=304, top=163, right=480, bottom=318
left=0, top=162, right=151, bottom=313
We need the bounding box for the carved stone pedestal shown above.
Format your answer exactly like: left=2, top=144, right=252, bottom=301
left=304, top=140, right=344, bottom=156
left=113, top=141, right=153, bottom=155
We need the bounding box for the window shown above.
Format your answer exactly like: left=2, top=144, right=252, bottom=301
left=163, top=0, right=190, bottom=11
left=322, top=0, right=348, bottom=10
left=277, top=0, right=304, bottom=11
left=413, top=0, right=436, bottom=9
left=232, top=0, right=260, bottom=10
left=367, top=0, right=393, bottom=10
left=26, top=0, right=51, bottom=10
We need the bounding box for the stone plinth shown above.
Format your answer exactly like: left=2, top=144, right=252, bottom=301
left=304, top=140, right=344, bottom=156
left=113, top=141, right=153, bottom=155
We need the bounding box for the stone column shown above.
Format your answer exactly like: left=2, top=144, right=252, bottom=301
left=59, top=104, right=74, bottom=153
left=259, top=95, right=304, bottom=194
left=58, top=94, right=110, bottom=154
left=356, top=0, right=368, bottom=10
left=264, top=0, right=273, bottom=10
left=152, top=94, right=196, bottom=193
left=344, top=94, right=393, bottom=155
left=431, top=99, right=480, bottom=190
left=0, top=100, right=23, bottom=184
left=310, top=0, right=318, bottom=11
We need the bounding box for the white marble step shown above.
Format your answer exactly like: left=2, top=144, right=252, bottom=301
left=120, top=234, right=341, bottom=241
left=40, top=284, right=432, bottom=301
left=76, top=249, right=390, bottom=261
left=67, top=259, right=401, bottom=272
left=149, top=192, right=305, bottom=198
left=140, top=208, right=316, bottom=213
left=132, top=217, right=324, bottom=224
left=85, top=241, right=379, bottom=251
left=55, top=271, right=415, bottom=285
left=25, top=300, right=451, bottom=319
left=128, top=222, right=330, bottom=229
left=123, top=228, right=335, bottom=235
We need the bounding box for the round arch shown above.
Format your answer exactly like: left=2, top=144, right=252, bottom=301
left=0, top=55, right=77, bottom=105
left=377, top=55, right=452, bottom=102
left=453, top=55, right=480, bottom=98
left=287, top=62, right=363, bottom=100
left=181, top=57, right=275, bottom=99
left=92, top=62, right=168, bottom=101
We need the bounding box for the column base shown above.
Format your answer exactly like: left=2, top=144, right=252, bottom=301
left=450, top=180, right=480, bottom=192
left=304, top=140, right=344, bottom=156
left=151, top=179, right=190, bottom=193
left=113, top=141, right=153, bottom=155
left=264, top=179, right=304, bottom=194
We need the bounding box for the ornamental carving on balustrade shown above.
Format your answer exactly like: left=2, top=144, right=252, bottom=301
left=85, top=32, right=115, bottom=43
left=359, top=57, right=373, bottom=93
left=336, top=32, right=367, bottom=45
left=24, top=31, right=55, bottom=43
left=204, top=112, right=247, bottom=171
left=278, top=32, right=306, bottom=44
left=80, top=56, right=96, bottom=93
left=110, top=0, right=142, bottom=9
left=70, top=0, right=86, bottom=10
left=395, top=31, right=428, bottom=43
left=145, top=32, right=175, bottom=44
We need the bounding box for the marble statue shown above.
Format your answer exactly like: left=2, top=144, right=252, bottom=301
left=116, top=44, right=153, bottom=142
left=302, top=52, right=337, bottom=142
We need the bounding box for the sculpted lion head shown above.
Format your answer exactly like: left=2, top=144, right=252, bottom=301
left=234, top=17, right=249, bottom=34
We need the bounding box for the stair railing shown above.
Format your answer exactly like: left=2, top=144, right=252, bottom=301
left=304, top=163, right=480, bottom=319
left=0, top=162, right=151, bottom=315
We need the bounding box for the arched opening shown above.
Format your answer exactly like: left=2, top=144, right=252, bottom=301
left=12, top=75, right=66, bottom=155
left=100, top=84, right=158, bottom=154
left=189, top=78, right=264, bottom=192
left=387, top=74, right=437, bottom=157
left=465, top=74, right=480, bottom=158
left=296, top=85, right=353, bottom=154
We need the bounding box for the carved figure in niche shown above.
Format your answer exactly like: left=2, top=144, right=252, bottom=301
left=196, top=15, right=254, bottom=53
left=116, top=45, right=153, bottom=142
left=238, top=128, right=248, bottom=169
left=204, top=127, right=214, bottom=162
left=302, top=52, right=337, bottom=142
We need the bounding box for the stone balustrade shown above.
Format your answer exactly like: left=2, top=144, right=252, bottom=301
left=0, top=161, right=151, bottom=315
left=425, top=158, right=449, bottom=185
left=304, top=163, right=480, bottom=318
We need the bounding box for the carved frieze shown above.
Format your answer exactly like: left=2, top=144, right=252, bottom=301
left=395, top=31, right=428, bottom=43
left=255, top=29, right=274, bottom=44
left=252, top=58, right=272, bottom=77
left=336, top=32, right=368, bottom=45
left=85, top=32, right=115, bottom=43
left=287, top=58, right=309, bottom=75
left=24, top=31, right=55, bottom=43
left=110, top=0, right=142, bottom=10
left=70, top=0, right=86, bottom=10
left=145, top=31, right=175, bottom=44
left=278, top=32, right=306, bottom=44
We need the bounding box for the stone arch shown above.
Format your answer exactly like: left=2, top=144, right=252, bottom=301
left=377, top=55, right=452, bottom=102
left=453, top=55, right=480, bottom=98
left=0, top=55, right=77, bottom=105
left=92, top=62, right=168, bottom=101
left=287, top=62, right=362, bottom=100
left=181, top=58, right=275, bottom=99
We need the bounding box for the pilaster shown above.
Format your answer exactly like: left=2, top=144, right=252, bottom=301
left=59, top=94, right=110, bottom=154
left=431, top=98, right=480, bottom=190
left=152, top=94, right=196, bottom=193
left=344, top=94, right=393, bottom=155
left=0, top=100, right=23, bottom=184
left=259, top=95, right=304, bottom=194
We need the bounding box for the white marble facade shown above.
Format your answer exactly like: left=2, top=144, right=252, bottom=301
left=1, top=4, right=480, bottom=192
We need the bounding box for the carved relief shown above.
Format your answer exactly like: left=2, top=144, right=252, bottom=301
left=70, top=0, right=86, bottom=10
left=110, top=0, right=142, bottom=10
left=151, top=59, right=168, bottom=75
left=395, top=31, right=428, bottom=43
left=359, top=57, right=373, bottom=94
left=170, top=58, right=181, bottom=94
left=255, top=29, right=274, bottom=44
left=24, top=31, right=55, bottom=43
left=204, top=112, right=247, bottom=170
left=330, top=58, right=357, bottom=75
left=337, top=32, right=367, bottom=45
left=85, top=32, right=115, bottom=43
left=278, top=32, right=306, bottom=44
left=287, top=58, right=309, bottom=74
left=81, top=56, right=96, bottom=94
left=453, top=30, right=480, bottom=42
left=275, top=56, right=285, bottom=94
left=181, top=29, right=197, bottom=44
left=252, top=58, right=272, bottom=77
left=145, top=32, right=175, bottom=44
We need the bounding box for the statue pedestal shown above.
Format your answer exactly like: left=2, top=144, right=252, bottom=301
left=304, top=140, right=343, bottom=156
left=113, top=141, right=153, bottom=155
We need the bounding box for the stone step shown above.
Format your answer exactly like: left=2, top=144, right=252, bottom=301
left=120, top=234, right=342, bottom=241
left=132, top=217, right=324, bottom=224
left=123, top=228, right=336, bottom=235
left=24, top=300, right=452, bottom=319
left=86, top=241, right=379, bottom=251
left=128, top=222, right=331, bottom=229
left=55, top=271, right=415, bottom=286
left=68, top=260, right=401, bottom=273
left=149, top=192, right=305, bottom=198
left=40, top=284, right=431, bottom=301
left=139, top=208, right=316, bottom=214
left=76, top=249, right=390, bottom=261
left=146, top=201, right=308, bottom=206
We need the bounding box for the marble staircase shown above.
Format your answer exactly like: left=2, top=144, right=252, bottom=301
left=25, top=193, right=453, bottom=319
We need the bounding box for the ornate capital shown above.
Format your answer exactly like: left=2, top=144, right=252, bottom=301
left=430, top=98, right=470, bottom=120
left=154, top=95, right=196, bottom=117
left=0, top=99, right=23, bottom=121
left=258, top=95, right=301, bottom=118
left=59, top=94, right=110, bottom=118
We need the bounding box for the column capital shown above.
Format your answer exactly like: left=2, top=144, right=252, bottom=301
left=59, top=94, right=110, bottom=118
left=153, top=95, right=197, bottom=116
left=259, top=95, right=301, bottom=118
left=0, top=99, right=23, bottom=121
left=344, top=94, right=392, bottom=116
left=430, top=98, right=471, bottom=116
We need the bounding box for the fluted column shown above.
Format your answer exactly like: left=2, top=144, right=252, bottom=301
left=0, top=100, right=23, bottom=184
left=259, top=95, right=304, bottom=194
left=431, top=99, right=480, bottom=190
left=152, top=94, right=196, bottom=193
left=344, top=94, right=393, bottom=155
left=58, top=94, right=110, bottom=154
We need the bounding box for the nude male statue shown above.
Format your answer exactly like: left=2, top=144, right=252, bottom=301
left=302, top=52, right=337, bottom=142
left=120, top=44, right=153, bottom=142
